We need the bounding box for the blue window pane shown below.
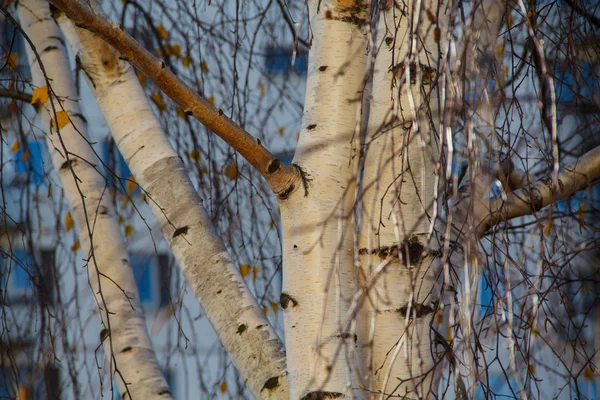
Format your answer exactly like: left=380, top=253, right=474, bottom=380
left=14, top=141, right=45, bottom=186
left=556, top=63, right=599, bottom=104
left=102, top=141, right=138, bottom=194
left=11, top=250, right=32, bottom=289
left=574, top=380, right=597, bottom=399
left=0, top=368, right=45, bottom=399
left=480, top=276, right=493, bottom=313
left=265, top=47, right=308, bottom=75
left=130, top=255, right=153, bottom=305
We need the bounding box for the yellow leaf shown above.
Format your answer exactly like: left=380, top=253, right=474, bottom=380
left=108, top=188, right=115, bottom=197
left=528, top=364, right=535, bottom=374
left=140, top=192, right=146, bottom=202
left=126, top=179, right=137, bottom=195
left=21, top=149, right=30, bottom=162
left=9, top=140, right=20, bottom=153
left=258, top=82, right=265, bottom=98
left=240, top=264, right=250, bottom=278
left=543, top=218, right=553, bottom=237
left=151, top=92, right=167, bottom=113
left=223, top=164, right=238, bottom=180
left=123, top=197, right=130, bottom=208
left=278, top=127, right=285, bottom=136
left=219, top=381, right=227, bottom=395
left=136, top=71, right=146, bottom=88
left=189, top=149, right=201, bottom=162
left=584, top=367, right=595, bottom=381
left=262, top=305, right=269, bottom=315
left=155, top=25, right=168, bottom=40
left=177, top=107, right=187, bottom=120
left=118, top=215, right=124, bottom=224
left=4, top=51, right=18, bottom=70
left=252, top=265, right=259, bottom=282
left=495, top=44, right=504, bottom=57
left=199, top=167, right=207, bottom=177
left=71, top=239, right=80, bottom=252
left=65, top=212, right=74, bottom=232
left=52, top=110, right=70, bottom=130
left=578, top=204, right=587, bottom=223
left=124, top=225, right=134, bottom=237
left=200, top=61, right=209, bottom=73
left=207, top=96, right=215, bottom=106
left=269, top=220, right=274, bottom=229
left=270, top=301, right=279, bottom=314
left=168, top=44, right=181, bottom=57
left=181, top=56, right=192, bottom=68
left=31, top=86, right=49, bottom=105
left=296, top=132, right=300, bottom=142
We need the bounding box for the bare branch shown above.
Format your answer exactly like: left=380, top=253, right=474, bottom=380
left=479, top=145, right=600, bottom=233
left=48, top=0, right=297, bottom=195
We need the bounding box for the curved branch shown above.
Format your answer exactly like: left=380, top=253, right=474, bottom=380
left=479, top=145, right=600, bottom=233
left=48, top=0, right=297, bottom=195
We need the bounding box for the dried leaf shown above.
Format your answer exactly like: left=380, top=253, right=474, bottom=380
left=219, top=381, right=227, bottom=395
left=270, top=301, right=279, bottom=314
left=155, top=25, right=168, bottom=40
left=543, top=218, right=553, bottom=237
left=136, top=71, right=146, bottom=88
left=177, top=107, right=187, bottom=120
left=240, top=263, right=250, bottom=278
left=200, top=61, right=209, bottom=73
left=223, top=164, right=238, bottom=180
left=207, top=96, right=215, bottom=106
left=181, top=56, right=192, bottom=68
left=4, top=51, right=18, bottom=70
left=124, top=225, right=134, bottom=237
left=262, top=305, right=269, bottom=315
left=31, top=86, right=49, bottom=105
left=584, top=367, right=595, bottom=381
left=151, top=92, right=167, bottom=113
left=71, top=239, right=80, bottom=251
left=65, top=212, right=74, bottom=232
left=252, top=265, right=259, bottom=282
left=258, top=81, right=265, bottom=98
left=278, top=127, right=285, bottom=136
left=167, top=44, right=181, bottom=57
left=52, top=110, right=70, bottom=130
left=189, top=149, right=201, bottom=162
left=9, top=139, right=20, bottom=153
left=578, top=204, right=587, bottom=223
left=126, top=179, right=137, bottom=195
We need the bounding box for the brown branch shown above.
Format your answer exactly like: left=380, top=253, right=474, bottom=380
left=48, top=0, right=297, bottom=195
left=479, top=145, right=600, bottom=233
left=0, top=89, right=33, bottom=103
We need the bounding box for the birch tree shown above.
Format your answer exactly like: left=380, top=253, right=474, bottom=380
left=2, top=0, right=600, bottom=399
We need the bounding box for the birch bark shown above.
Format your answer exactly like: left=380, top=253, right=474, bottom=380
left=279, top=1, right=369, bottom=398
left=357, top=1, right=446, bottom=397
left=17, top=0, right=171, bottom=398
left=55, top=10, right=288, bottom=399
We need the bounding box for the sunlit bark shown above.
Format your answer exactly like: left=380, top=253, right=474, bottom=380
left=55, top=9, right=289, bottom=399
left=17, top=0, right=171, bottom=397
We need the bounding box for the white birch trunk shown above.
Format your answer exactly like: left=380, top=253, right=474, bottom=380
left=56, top=12, right=288, bottom=399
left=279, top=1, right=369, bottom=398
left=17, top=0, right=172, bottom=398
left=357, top=1, right=445, bottom=397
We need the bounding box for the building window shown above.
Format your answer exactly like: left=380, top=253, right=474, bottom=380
left=11, top=140, right=46, bottom=186
left=0, top=249, right=56, bottom=306
left=1, top=249, right=34, bottom=303
left=102, top=140, right=138, bottom=194
left=265, top=46, right=308, bottom=76
left=130, top=254, right=169, bottom=308
left=0, top=364, right=60, bottom=400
